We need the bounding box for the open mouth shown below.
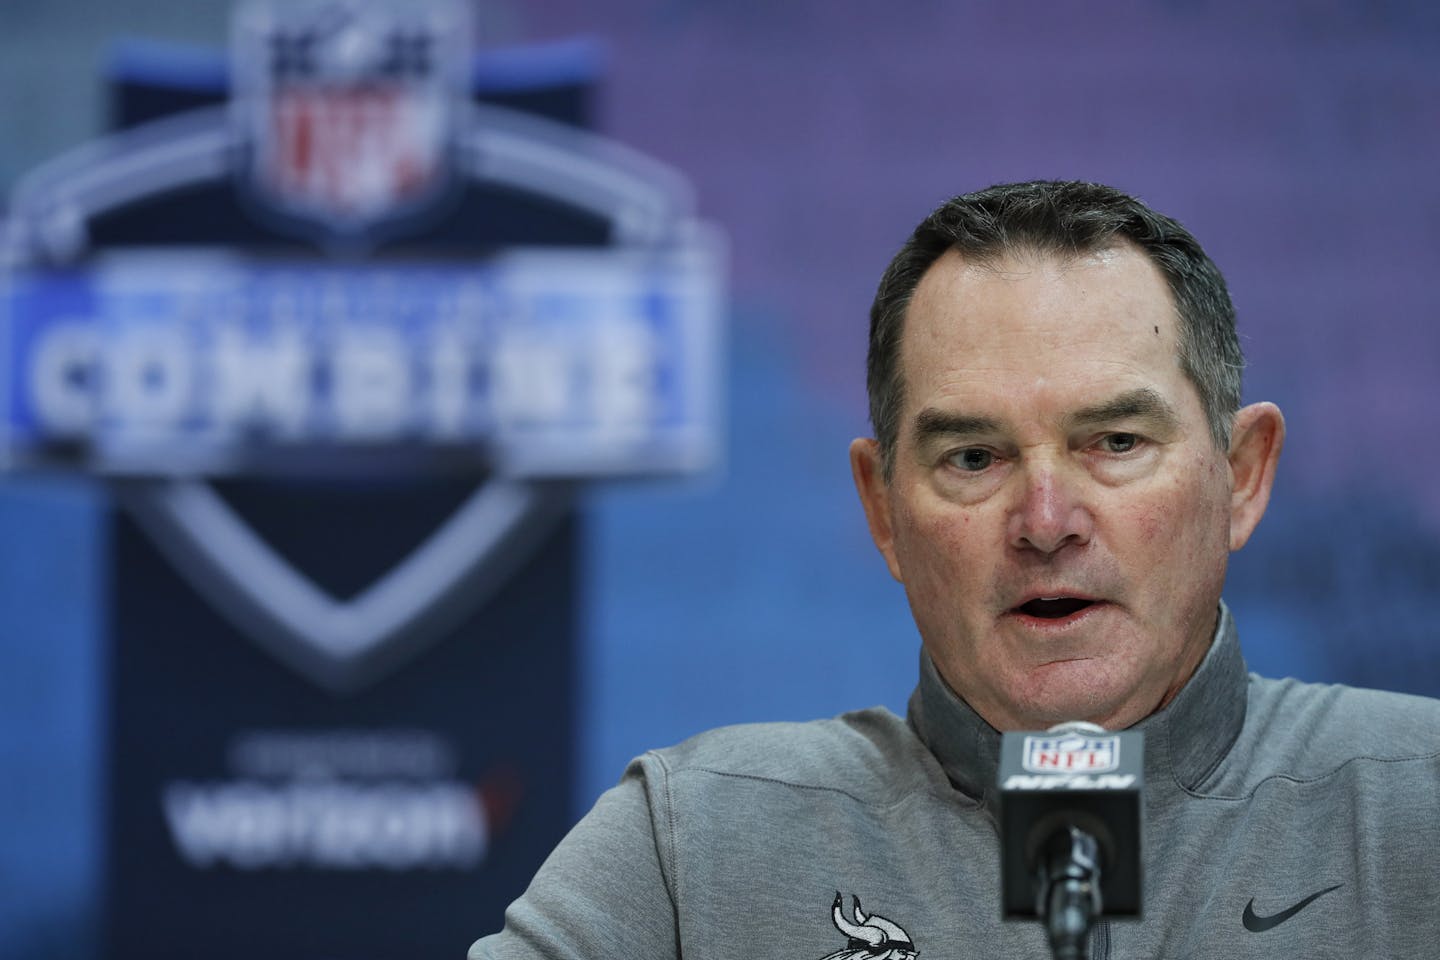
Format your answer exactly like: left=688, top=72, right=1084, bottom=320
left=1015, top=597, right=1098, bottom=620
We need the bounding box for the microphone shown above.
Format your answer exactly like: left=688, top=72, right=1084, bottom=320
left=998, top=722, right=1144, bottom=959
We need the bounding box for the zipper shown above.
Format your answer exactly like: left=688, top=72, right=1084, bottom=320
left=1088, top=918, right=1111, bottom=959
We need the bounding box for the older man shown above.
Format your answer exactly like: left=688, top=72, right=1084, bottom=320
left=472, top=182, right=1440, bottom=960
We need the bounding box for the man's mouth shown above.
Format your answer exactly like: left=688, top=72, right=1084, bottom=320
left=1013, top=596, right=1100, bottom=620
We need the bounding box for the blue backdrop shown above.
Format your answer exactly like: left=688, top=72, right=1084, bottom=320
left=3, top=2, right=1440, bottom=957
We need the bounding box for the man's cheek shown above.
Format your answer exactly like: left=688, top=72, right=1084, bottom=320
left=1127, top=474, right=1215, bottom=544
left=910, top=501, right=987, bottom=548
left=918, top=517, right=991, bottom=588
left=1124, top=500, right=1168, bottom=544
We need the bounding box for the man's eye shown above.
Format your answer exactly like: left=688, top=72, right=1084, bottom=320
left=951, top=448, right=994, bottom=472
left=1103, top=433, right=1139, bottom=453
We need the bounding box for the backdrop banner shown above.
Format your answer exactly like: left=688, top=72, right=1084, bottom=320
left=0, top=3, right=720, bottom=957
left=104, top=495, right=579, bottom=958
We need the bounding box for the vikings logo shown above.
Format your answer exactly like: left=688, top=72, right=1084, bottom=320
left=820, top=892, right=918, bottom=960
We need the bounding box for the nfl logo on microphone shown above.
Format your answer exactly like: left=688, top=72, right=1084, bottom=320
left=1023, top=733, right=1121, bottom=773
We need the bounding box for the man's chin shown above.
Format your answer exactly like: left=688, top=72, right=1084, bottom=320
left=1007, top=660, right=1154, bottom=731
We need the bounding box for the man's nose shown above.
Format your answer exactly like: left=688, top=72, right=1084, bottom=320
left=1006, top=461, right=1094, bottom=555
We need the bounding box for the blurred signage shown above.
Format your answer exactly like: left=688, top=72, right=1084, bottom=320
left=1, top=5, right=721, bottom=482
left=4, top=248, right=718, bottom=477
left=232, top=0, right=469, bottom=241
left=0, top=2, right=725, bottom=957
left=163, top=729, right=494, bottom=871
left=0, top=0, right=723, bottom=692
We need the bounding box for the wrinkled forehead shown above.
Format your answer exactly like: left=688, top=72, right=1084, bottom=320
left=912, top=239, right=1172, bottom=305
left=898, top=243, right=1188, bottom=411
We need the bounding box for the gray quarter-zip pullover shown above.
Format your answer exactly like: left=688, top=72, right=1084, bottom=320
left=471, top=606, right=1440, bottom=959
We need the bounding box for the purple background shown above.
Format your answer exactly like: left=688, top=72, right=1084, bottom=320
left=3, top=1, right=1440, bottom=957
left=544, top=0, right=1440, bottom=781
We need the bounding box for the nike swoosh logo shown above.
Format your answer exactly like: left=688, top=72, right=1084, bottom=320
left=1242, top=884, right=1343, bottom=932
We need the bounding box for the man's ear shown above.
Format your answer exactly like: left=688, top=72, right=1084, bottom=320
left=850, top=437, right=904, bottom=582
left=1227, top=402, right=1285, bottom=552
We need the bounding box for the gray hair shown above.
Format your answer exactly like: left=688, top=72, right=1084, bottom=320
left=867, top=180, right=1244, bottom=477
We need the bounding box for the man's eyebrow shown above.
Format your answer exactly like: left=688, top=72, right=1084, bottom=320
left=1066, top=388, right=1180, bottom=429
left=909, top=388, right=1179, bottom=445
left=912, top=409, right=1004, bottom=444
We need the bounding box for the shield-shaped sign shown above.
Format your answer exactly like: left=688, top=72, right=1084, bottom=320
left=0, top=16, right=720, bottom=694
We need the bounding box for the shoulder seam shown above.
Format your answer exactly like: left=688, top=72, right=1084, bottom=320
left=1183, top=749, right=1440, bottom=801
left=644, top=750, right=682, bottom=903
left=671, top=764, right=972, bottom=811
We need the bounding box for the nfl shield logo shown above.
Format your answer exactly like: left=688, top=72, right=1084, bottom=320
left=232, top=0, right=470, bottom=242
left=1022, top=732, right=1121, bottom=773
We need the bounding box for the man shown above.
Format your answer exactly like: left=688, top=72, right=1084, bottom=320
left=472, top=182, right=1440, bottom=959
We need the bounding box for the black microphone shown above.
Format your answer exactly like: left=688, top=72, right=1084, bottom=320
left=998, top=722, right=1144, bottom=959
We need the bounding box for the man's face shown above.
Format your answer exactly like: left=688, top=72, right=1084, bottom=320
left=852, top=244, right=1277, bottom=732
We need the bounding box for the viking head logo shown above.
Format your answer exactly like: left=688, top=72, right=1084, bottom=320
left=820, top=892, right=918, bottom=960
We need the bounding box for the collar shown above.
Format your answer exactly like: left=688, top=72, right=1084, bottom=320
left=906, top=604, right=1248, bottom=815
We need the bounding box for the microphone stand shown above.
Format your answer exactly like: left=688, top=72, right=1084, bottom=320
left=1037, top=825, right=1102, bottom=960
